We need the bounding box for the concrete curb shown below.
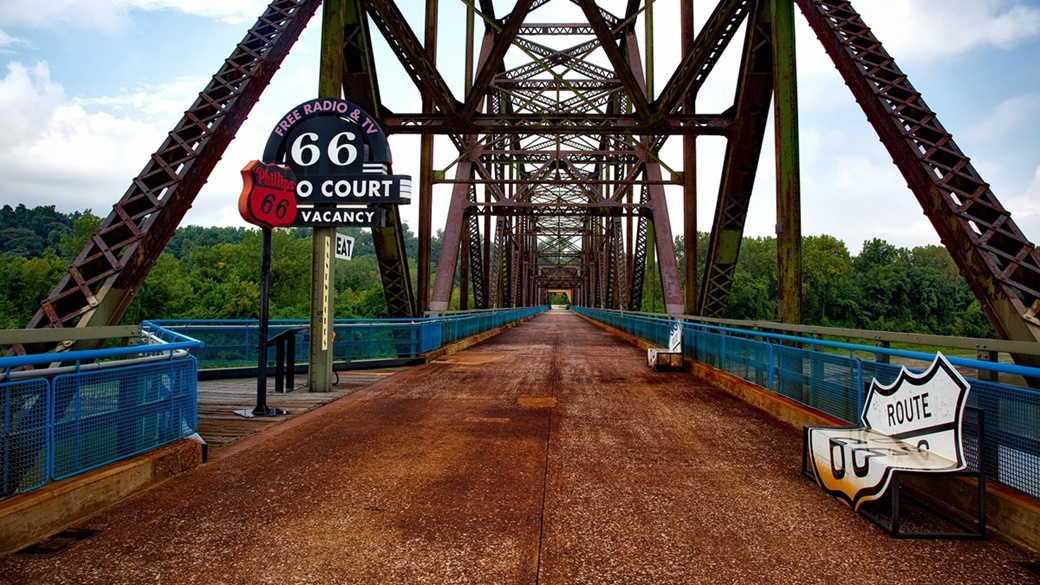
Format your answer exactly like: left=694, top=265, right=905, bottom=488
left=0, top=438, right=203, bottom=554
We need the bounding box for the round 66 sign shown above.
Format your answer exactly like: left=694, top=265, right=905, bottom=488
left=261, top=98, right=411, bottom=227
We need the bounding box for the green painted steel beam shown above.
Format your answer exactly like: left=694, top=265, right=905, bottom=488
left=773, top=0, right=802, bottom=325
left=699, top=0, right=774, bottom=318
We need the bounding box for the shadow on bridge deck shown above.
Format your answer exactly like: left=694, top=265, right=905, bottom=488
left=1, top=309, right=1037, bottom=583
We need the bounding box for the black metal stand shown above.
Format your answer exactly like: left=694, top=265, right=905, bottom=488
left=270, top=327, right=306, bottom=393
left=237, top=228, right=286, bottom=418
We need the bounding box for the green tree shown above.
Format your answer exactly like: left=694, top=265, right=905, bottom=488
left=802, top=235, right=856, bottom=325
left=124, top=253, right=194, bottom=322
left=0, top=253, right=66, bottom=328
left=0, top=228, right=44, bottom=257
left=58, top=212, right=103, bottom=263
left=165, top=225, right=250, bottom=261
left=725, top=236, right=776, bottom=320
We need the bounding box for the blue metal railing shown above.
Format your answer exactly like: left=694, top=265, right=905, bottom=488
left=1, top=323, right=203, bottom=501
left=1, top=309, right=545, bottom=502
left=574, top=307, right=1040, bottom=501
left=151, top=307, right=548, bottom=370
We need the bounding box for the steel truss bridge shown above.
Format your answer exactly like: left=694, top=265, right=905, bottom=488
left=18, top=0, right=1040, bottom=370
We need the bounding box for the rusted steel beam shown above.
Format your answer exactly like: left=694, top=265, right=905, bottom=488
left=682, top=0, right=699, bottom=315
left=796, top=0, right=1040, bottom=356
left=700, top=0, right=774, bottom=318
left=380, top=113, right=731, bottom=136
left=644, top=165, right=685, bottom=315
left=25, top=0, right=321, bottom=350
left=417, top=0, right=439, bottom=314
left=430, top=162, right=476, bottom=311
left=462, top=0, right=538, bottom=120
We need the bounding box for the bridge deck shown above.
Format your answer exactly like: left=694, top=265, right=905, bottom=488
left=1, top=310, right=1036, bottom=583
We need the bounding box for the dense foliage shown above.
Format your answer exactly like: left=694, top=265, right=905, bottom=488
left=675, top=233, right=991, bottom=338
left=0, top=206, right=992, bottom=337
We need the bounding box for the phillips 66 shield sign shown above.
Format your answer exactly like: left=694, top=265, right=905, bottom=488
left=238, top=161, right=297, bottom=230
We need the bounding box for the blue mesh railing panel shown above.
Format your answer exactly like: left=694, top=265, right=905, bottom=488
left=154, top=308, right=547, bottom=369
left=806, top=351, right=862, bottom=424
left=722, top=336, right=773, bottom=389
left=774, top=344, right=810, bottom=406
left=1, top=378, right=50, bottom=498
left=694, top=329, right=723, bottom=370
left=965, top=378, right=1040, bottom=499
left=51, top=359, right=198, bottom=481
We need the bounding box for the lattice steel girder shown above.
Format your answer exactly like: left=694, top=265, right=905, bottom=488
left=467, top=210, right=487, bottom=309
left=575, top=0, right=651, bottom=118
left=372, top=205, right=417, bottom=318
left=341, top=0, right=416, bottom=318
left=24, top=0, right=322, bottom=350
left=651, top=0, right=753, bottom=123
left=463, top=0, right=539, bottom=120
left=700, top=0, right=775, bottom=318
left=629, top=186, right=650, bottom=311
left=797, top=0, right=1040, bottom=353
left=339, top=0, right=381, bottom=113
left=381, top=113, right=731, bottom=136
left=465, top=203, right=646, bottom=217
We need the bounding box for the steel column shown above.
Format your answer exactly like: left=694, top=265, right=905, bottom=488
left=773, top=0, right=802, bottom=325
left=430, top=163, right=476, bottom=311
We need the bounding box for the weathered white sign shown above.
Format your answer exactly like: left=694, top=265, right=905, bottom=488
left=806, top=353, right=970, bottom=510
left=335, top=233, right=355, bottom=261
left=668, top=320, right=683, bottom=353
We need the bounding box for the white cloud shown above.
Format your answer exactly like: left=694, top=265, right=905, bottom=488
left=0, top=61, right=184, bottom=214
left=0, top=28, right=27, bottom=53
left=856, top=0, right=1040, bottom=63
left=126, top=0, right=272, bottom=25
left=1004, top=165, right=1040, bottom=243
left=0, top=0, right=270, bottom=31
left=965, top=92, right=1040, bottom=145
left=0, top=62, right=65, bottom=152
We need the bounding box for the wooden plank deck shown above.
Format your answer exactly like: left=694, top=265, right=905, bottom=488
left=196, top=367, right=408, bottom=451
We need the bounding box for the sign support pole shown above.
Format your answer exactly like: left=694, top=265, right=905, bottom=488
left=253, top=228, right=282, bottom=415
left=308, top=0, right=345, bottom=393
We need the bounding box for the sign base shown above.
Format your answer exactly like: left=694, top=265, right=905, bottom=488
left=233, top=407, right=289, bottom=418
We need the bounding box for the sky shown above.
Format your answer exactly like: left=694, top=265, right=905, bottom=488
left=1, top=0, right=1039, bottom=255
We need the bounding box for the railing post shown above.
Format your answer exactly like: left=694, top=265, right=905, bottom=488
left=874, top=340, right=891, bottom=363
left=274, top=335, right=286, bottom=394
left=976, top=350, right=999, bottom=383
